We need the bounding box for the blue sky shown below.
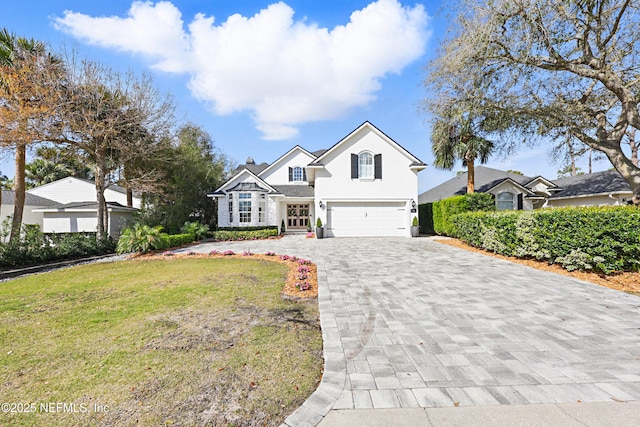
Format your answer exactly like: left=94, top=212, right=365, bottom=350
left=0, top=0, right=611, bottom=192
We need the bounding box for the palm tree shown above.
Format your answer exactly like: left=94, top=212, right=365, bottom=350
left=25, top=158, right=71, bottom=188
left=0, top=28, right=61, bottom=241
left=431, top=113, right=494, bottom=194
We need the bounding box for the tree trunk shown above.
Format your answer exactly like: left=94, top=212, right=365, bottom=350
left=123, top=161, right=133, bottom=207
left=599, top=146, right=640, bottom=204
left=9, top=144, right=27, bottom=242
left=629, top=128, right=639, bottom=167
left=95, top=147, right=107, bottom=240
left=466, top=159, right=475, bottom=194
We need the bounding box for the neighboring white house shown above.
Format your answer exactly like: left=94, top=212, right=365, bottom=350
left=418, top=166, right=633, bottom=209
left=208, top=122, right=427, bottom=237
left=27, top=176, right=142, bottom=208
left=0, top=190, right=58, bottom=236
left=17, top=177, right=142, bottom=237
left=32, top=202, right=138, bottom=237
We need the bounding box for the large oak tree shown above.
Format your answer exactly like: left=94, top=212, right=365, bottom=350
left=427, top=0, right=640, bottom=203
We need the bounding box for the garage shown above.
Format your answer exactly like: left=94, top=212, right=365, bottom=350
left=326, top=202, right=407, bottom=237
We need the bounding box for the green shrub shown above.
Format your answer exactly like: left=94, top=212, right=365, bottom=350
left=212, top=228, right=279, bottom=241
left=432, top=193, right=495, bottom=236
left=0, top=227, right=114, bottom=269
left=216, top=226, right=279, bottom=232
left=116, top=224, right=168, bottom=254
left=181, top=221, right=209, bottom=240
left=452, top=206, right=640, bottom=273
left=163, top=233, right=195, bottom=248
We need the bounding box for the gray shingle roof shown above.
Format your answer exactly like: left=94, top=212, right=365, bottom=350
left=35, top=201, right=138, bottom=212
left=550, top=170, right=631, bottom=198
left=418, top=166, right=533, bottom=204
left=2, top=190, right=58, bottom=206
left=227, top=182, right=270, bottom=192
left=271, top=185, right=314, bottom=197
left=232, top=163, right=270, bottom=176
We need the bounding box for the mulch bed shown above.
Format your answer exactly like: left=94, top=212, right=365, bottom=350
left=132, top=251, right=318, bottom=300
left=434, top=237, right=640, bottom=295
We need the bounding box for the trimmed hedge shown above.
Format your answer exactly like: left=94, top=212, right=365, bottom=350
left=211, top=229, right=279, bottom=241
left=432, top=193, right=495, bottom=236
left=163, top=233, right=195, bottom=249
left=0, top=230, right=115, bottom=269
left=452, top=206, right=640, bottom=273
left=216, top=226, right=279, bottom=232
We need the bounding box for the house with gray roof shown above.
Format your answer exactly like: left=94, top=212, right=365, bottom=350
left=547, top=170, right=633, bottom=207
left=418, top=166, right=633, bottom=210
left=209, top=122, right=426, bottom=236
left=1, top=176, right=141, bottom=238
left=1, top=190, right=58, bottom=234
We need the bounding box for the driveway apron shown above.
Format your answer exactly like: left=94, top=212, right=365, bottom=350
left=181, top=236, right=640, bottom=426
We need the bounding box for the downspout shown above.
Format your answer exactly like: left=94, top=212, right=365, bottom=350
left=608, top=193, right=619, bottom=205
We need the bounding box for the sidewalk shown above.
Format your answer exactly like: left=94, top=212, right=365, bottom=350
left=318, top=401, right=640, bottom=426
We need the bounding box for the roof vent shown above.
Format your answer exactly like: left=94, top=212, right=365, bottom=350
left=246, top=157, right=255, bottom=165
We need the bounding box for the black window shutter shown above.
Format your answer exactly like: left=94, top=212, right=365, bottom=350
left=517, top=193, right=524, bottom=210
left=288, top=167, right=293, bottom=182
left=351, top=154, right=358, bottom=179
left=374, top=154, right=382, bottom=179
left=302, top=168, right=307, bottom=181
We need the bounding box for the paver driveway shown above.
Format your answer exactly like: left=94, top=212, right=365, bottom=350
left=183, top=236, right=640, bottom=426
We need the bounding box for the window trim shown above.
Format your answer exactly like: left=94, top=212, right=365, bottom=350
left=258, top=194, right=266, bottom=223
left=292, top=166, right=304, bottom=182
left=238, top=192, right=252, bottom=223
left=228, top=194, right=233, bottom=223
left=358, top=152, right=374, bottom=180
left=497, top=191, right=515, bottom=210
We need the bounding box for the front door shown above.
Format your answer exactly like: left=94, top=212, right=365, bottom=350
left=287, top=204, right=309, bottom=229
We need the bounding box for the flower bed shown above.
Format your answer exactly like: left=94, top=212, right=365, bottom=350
left=134, top=250, right=318, bottom=299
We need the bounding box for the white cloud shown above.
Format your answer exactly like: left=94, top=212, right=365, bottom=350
left=55, top=0, right=430, bottom=140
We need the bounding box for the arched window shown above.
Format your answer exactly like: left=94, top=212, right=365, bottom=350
left=497, top=192, right=515, bottom=210
left=358, top=152, right=374, bottom=179
left=292, top=166, right=303, bottom=182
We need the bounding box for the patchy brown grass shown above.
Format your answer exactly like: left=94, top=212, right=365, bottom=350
left=0, top=257, right=322, bottom=427
left=434, top=237, right=640, bottom=296
left=139, top=251, right=319, bottom=300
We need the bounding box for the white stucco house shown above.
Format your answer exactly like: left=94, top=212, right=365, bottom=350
left=27, top=177, right=142, bottom=208
left=208, top=122, right=427, bottom=237
left=25, top=177, right=140, bottom=237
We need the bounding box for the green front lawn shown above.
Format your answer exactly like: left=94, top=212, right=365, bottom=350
left=0, top=258, right=322, bottom=426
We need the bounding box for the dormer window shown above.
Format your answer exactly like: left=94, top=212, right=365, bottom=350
left=289, top=166, right=306, bottom=182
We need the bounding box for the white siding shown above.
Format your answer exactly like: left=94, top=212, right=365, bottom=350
left=28, top=177, right=141, bottom=208
left=547, top=194, right=630, bottom=207
left=258, top=149, right=315, bottom=185
left=313, top=126, right=418, bottom=236
left=42, top=212, right=97, bottom=233
left=1, top=204, right=45, bottom=227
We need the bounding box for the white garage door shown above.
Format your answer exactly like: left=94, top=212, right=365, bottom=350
left=327, top=202, right=406, bottom=237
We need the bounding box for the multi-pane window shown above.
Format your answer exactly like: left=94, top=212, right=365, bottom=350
left=292, top=166, right=304, bottom=182
left=228, top=195, right=233, bottom=223
left=497, top=192, right=515, bottom=210
left=358, top=152, right=374, bottom=179
left=258, top=194, right=266, bottom=223
left=239, top=193, right=252, bottom=223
